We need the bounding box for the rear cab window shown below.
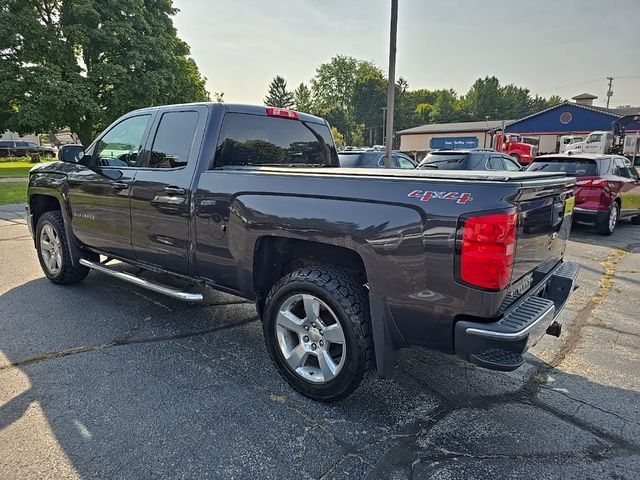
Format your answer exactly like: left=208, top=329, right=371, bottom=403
left=214, top=114, right=338, bottom=168
left=527, top=157, right=598, bottom=176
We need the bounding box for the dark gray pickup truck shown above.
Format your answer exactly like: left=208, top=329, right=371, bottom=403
left=27, top=103, right=579, bottom=401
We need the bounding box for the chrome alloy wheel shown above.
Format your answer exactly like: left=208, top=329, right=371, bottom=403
left=40, top=224, right=62, bottom=275
left=609, top=203, right=618, bottom=233
left=275, top=294, right=346, bottom=383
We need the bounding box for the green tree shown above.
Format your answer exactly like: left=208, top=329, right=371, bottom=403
left=293, top=83, right=314, bottom=113
left=0, top=0, right=209, bottom=147
left=330, top=126, right=344, bottom=148
left=312, top=55, right=385, bottom=144
left=311, top=55, right=360, bottom=112
left=545, top=95, right=564, bottom=108
left=319, top=106, right=350, bottom=142
left=353, top=70, right=386, bottom=145
left=264, top=75, right=294, bottom=108
left=430, top=89, right=459, bottom=123
left=501, top=84, right=533, bottom=118
left=461, top=76, right=504, bottom=120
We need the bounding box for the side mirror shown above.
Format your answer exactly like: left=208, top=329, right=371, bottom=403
left=59, top=145, right=85, bottom=163
left=79, top=154, right=93, bottom=166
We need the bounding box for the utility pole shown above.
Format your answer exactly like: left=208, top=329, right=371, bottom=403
left=606, top=76, right=614, bottom=108
left=381, top=107, right=387, bottom=145
left=384, top=0, right=398, bottom=167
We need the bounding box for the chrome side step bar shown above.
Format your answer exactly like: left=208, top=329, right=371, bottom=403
left=79, top=258, right=203, bottom=302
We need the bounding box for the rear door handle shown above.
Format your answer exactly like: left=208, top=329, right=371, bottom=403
left=111, top=181, right=129, bottom=190
left=164, top=186, right=186, bottom=195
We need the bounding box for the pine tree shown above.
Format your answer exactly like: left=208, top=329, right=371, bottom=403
left=264, top=76, right=294, bottom=108
left=293, top=83, right=314, bottom=113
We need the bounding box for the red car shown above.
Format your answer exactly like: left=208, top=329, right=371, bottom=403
left=528, top=154, right=640, bottom=235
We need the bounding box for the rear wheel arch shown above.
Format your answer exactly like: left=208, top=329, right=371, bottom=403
left=253, top=236, right=368, bottom=316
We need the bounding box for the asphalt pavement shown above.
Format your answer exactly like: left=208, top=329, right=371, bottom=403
left=1, top=203, right=639, bottom=479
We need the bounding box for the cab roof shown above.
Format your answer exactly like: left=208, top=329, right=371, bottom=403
left=128, top=102, right=327, bottom=125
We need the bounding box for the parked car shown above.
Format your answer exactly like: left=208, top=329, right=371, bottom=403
left=27, top=103, right=579, bottom=401
left=417, top=149, right=523, bottom=171
left=338, top=149, right=417, bottom=169
left=0, top=140, right=56, bottom=157
left=527, top=153, right=640, bottom=235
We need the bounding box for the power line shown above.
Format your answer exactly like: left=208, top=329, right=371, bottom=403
left=535, top=75, right=640, bottom=94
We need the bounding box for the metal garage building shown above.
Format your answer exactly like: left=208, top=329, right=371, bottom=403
left=399, top=94, right=640, bottom=156
left=398, top=119, right=511, bottom=155
left=503, top=94, right=640, bottom=154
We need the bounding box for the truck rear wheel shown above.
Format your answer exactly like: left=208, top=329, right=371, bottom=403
left=262, top=266, right=374, bottom=402
left=36, top=211, right=90, bottom=284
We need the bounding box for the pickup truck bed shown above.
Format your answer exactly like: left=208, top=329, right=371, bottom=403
left=27, top=103, right=579, bottom=401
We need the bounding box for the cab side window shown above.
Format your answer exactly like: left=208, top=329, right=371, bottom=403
left=487, top=157, right=504, bottom=170
left=503, top=157, right=521, bottom=171
left=614, top=158, right=630, bottom=178
left=394, top=154, right=416, bottom=169
left=148, top=111, right=199, bottom=169
left=95, top=115, right=151, bottom=167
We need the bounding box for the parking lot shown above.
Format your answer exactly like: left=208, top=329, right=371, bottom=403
left=1, top=203, right=639, bottom=479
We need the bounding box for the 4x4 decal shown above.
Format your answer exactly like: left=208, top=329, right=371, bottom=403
left=407, top=190, right=473, bottom=204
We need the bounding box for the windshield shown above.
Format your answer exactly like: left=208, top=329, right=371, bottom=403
left=527, top=157, right=598, bottom=176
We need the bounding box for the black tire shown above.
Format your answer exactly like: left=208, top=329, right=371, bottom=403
left=510, top=153, right=521, bottom=164
left=596, top=201, right=619, bottom=236
left=36, top=210, right=90, bottom=284
left=263, top=266, right=374, bottom=402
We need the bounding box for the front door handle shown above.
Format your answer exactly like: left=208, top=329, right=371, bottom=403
left=111, top=181, right=128, bottom=190
left=164, top=186, right=186, bottom=195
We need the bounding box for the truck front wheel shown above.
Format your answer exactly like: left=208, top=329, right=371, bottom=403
left=36, top=211, right=90, bottom=284
left=262, top=266, right=374, bottom=402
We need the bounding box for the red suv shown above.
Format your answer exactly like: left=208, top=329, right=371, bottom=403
left=528, top=154, right=640, bottom=235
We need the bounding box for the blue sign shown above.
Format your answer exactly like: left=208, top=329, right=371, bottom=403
left=429, top=136, right=479, bottom=149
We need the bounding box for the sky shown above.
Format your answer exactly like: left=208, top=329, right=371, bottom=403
left=172, top=0, right=640, bottom=108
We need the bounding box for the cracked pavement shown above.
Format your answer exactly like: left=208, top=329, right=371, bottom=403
left=1, top=203, right=639, bottom=479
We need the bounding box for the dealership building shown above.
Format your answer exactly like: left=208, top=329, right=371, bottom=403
left=399, top=94, right=640, bottom=156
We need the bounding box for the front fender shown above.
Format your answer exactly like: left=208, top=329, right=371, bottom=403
left=28, top=173, right=83, bottom=266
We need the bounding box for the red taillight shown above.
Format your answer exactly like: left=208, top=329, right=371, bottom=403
left=266, top=107, right=299, bottom=120
left=460, top=211, right=517, bottom=290
left=576, top=178, right=606, bottom=188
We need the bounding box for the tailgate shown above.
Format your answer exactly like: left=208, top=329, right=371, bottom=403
left=510, top=178, right=575, bottom=285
